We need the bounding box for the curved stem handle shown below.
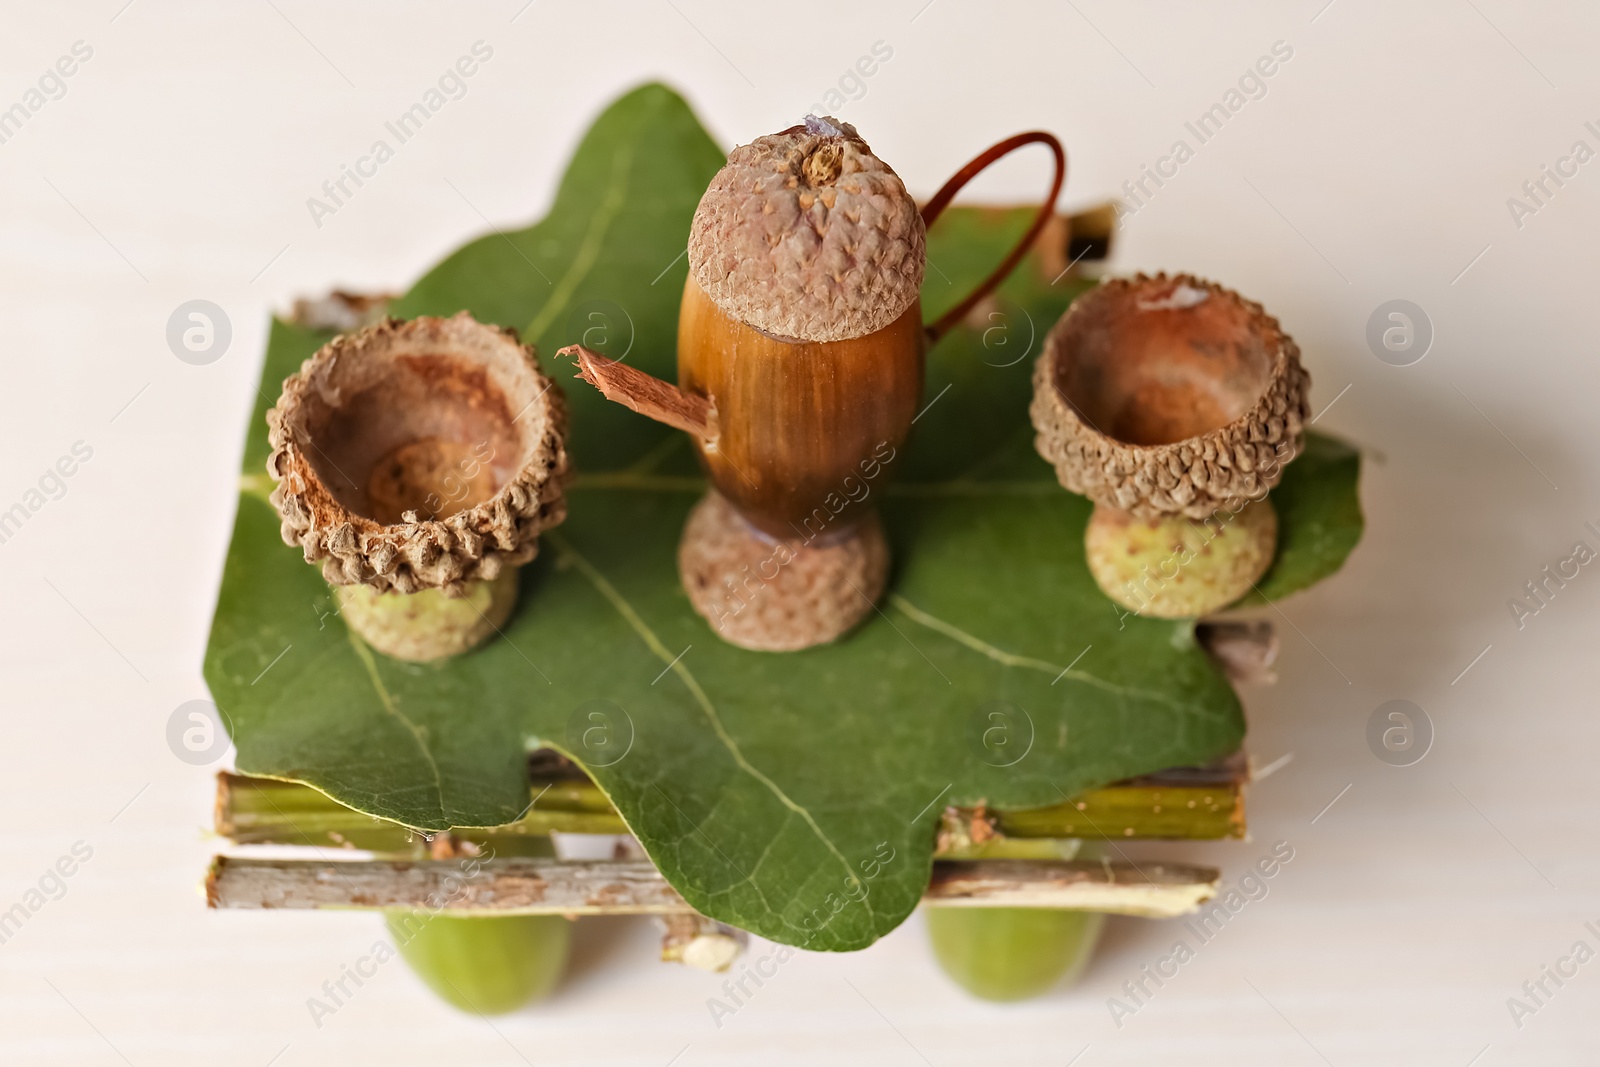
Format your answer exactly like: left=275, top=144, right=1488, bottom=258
left=921, top=131, right=1066, bottom=346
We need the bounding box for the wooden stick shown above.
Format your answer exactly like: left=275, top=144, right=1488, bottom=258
left=206, top=856, right=1219, bottom=920
left=557, top=345, right=716, bottom=440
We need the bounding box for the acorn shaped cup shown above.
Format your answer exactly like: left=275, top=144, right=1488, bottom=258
left=671, top=117, right=926, bottom=651
left=267, top=313, right=570, bottom=661
left=566, top=116, right=1065, bottom=651
left=1030, top=273, right=1310, bottom=618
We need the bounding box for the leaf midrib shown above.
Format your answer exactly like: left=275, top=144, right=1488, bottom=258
left=888, top=593, right=1196, bottom=714
left=347, top=627, right=447, bottom=825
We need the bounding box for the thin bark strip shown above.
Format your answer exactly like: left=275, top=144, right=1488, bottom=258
left=207, top=856, right=1219, bottom=920
left=924, top=858, right=1218, bottom=918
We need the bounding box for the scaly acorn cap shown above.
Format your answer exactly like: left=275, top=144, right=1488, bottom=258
left=688, top=115, right=926, bottom=343
left=266, top=313, right=570, bottom=596
left=1030, top=273, right=1310, bottom=520
left=677, top=489, right=888, bottom=651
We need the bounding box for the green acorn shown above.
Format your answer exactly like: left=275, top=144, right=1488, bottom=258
left=386, top=912, right=570, bottom=1015
left=926, top=907, right=1105, bottom=1002
left=1084, top=498, right=1277, bottom=618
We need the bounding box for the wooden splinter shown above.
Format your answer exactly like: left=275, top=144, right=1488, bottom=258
left=565, top=346, right=716, bottom=440
left=565, top=116, right=1065, bottom=651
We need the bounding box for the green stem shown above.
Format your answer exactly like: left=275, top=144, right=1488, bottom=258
left=217, top=761, right=1242, bottom=851
left=217, top=773, right=627, bottom=851
left=993, top=781, right=1242, bottom=841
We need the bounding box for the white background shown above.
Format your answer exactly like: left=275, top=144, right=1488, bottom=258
left=1, top=1, right=1597, bottom=1064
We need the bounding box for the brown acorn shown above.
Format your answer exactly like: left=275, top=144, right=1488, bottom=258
left=566, top=117, right=1065, bottom=651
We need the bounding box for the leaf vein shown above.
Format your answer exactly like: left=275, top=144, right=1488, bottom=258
left=549, top=532, right=875, bottom=926
left=887, top=593, right=1191, bottom=713
left=346, top=629, right=446, bottom=824
left=522, top=96, right=653, bottom=343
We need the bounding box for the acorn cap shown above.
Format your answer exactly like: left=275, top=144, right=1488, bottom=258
left=688, top=115, right=925, bottom=343
left=266, top=313, right=569, bottom=596
left=1030, top=273, right=1310, bottom=520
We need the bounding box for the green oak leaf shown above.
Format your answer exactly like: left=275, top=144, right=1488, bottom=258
left=206, top=83, right=1362, bottom=951
left=1245, top=431, right=1365, bottom=603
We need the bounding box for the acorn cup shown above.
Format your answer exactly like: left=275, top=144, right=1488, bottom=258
left=267, top=313, right=570, bottom=662
left=1029, top=273, right=1311, bottom=618
left=564, top=116, right=1065, bottom=651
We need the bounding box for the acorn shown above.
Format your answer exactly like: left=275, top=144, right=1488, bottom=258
left=1085, top=498, right=1278, bottom=619
left=1030, top=273, right=1310, bottom=616
left=926, top=906, right=1105, bottom=1002
left=267, top=313, right=570, bottom=661
left=386, top=912, right=570, bottom=1014
left=567, top=117, right=1065, bottom=651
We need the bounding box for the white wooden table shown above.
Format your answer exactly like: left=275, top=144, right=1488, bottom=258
left=0, top=2, right=1594, bottom=1064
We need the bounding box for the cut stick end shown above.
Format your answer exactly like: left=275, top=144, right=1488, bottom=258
left=557, top=345, right=716, bottom=441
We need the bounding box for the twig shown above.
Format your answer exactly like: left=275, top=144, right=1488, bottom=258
left=207, top=855, right=1220, bottom=919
